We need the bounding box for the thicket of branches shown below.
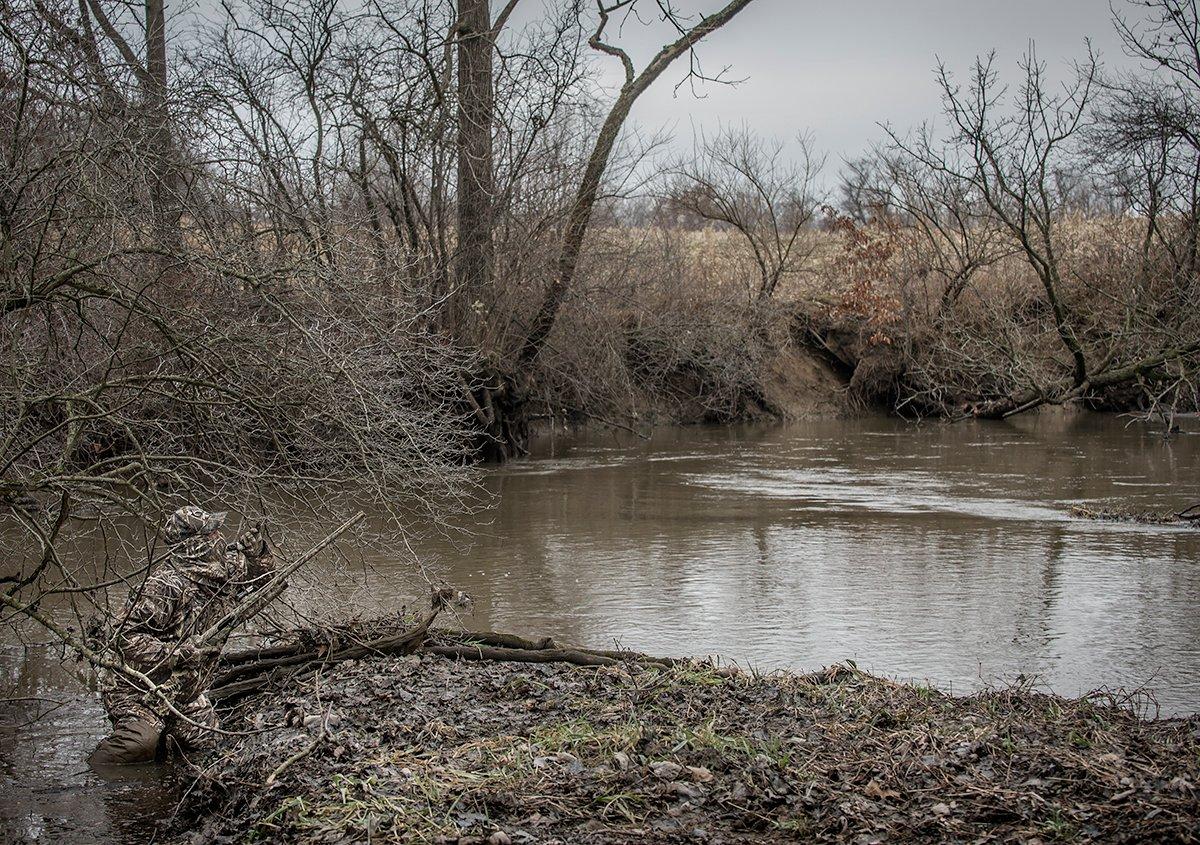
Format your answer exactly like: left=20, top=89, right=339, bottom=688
left=1, top=0, right=500, bottom=648
left=829, top=3, right=1200, bottom=419
left=1, top=0, right=757, bottom=662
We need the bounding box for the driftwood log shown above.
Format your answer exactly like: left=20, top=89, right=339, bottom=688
left=209, top=620, right=683, bottom=705
left=424, top=630, right=681, bottom=669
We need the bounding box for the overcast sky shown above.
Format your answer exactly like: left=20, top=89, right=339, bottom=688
left=538, top=0, right=1144, bottom=170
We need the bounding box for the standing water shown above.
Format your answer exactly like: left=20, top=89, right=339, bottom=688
left=2, top=413, right=1198, bottom=841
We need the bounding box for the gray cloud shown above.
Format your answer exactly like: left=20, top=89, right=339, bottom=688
left=565, top=0, right=1143, bottom=165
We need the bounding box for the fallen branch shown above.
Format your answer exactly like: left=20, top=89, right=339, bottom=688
left=1068, top=503, right=1196, bottom=526
left=209, top=589, right=457, bottom=703
left=965, top=340, right=1200, bottom=420
left=266, top=706, right=329, bottom=787
left=209, top=622, right=685, bottom=704
left=441, top=629, right=683, bottom=667
left=448, top=630, right=560, bottom=650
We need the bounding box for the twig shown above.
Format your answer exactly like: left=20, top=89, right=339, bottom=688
left=266, top=706, right=329, bottom=787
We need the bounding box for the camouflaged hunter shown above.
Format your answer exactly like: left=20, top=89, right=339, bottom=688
left=88, top=506, right=276, bottom=766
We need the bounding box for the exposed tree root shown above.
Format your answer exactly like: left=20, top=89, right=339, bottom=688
left=462, top=368, right=530, bottom=462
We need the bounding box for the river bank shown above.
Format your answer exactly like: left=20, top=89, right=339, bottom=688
left=177, top=639, right=1199, bottom=844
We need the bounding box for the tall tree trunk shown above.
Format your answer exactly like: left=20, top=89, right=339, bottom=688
left=453, top=0, right=495, bottom=337
left=144, top=0, right=178, bottom=251
left=79, top=0, right=180, bottom=253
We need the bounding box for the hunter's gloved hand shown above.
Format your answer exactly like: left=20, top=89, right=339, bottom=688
left=234, top=523, right=268, bottom=558
left=175, top=639, right=222, bottom=670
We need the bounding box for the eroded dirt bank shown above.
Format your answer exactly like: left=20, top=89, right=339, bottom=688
left=178, top=649, right=1199, bottom=844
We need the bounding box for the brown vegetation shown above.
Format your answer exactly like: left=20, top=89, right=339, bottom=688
left=177, top=622, right=1200, bottom=844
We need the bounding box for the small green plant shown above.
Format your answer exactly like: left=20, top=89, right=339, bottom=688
left=1041, top=807, right=1076, bottom=840
left=912, top=684, right=935, bottom=702
left=773, top=816, right=811, bottom=834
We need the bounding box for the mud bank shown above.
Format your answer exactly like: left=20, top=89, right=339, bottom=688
left=177, top=647, right=1199, bottom=844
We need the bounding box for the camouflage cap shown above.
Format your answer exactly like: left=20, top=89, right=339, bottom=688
left=163, top=506, right=227, bottom=545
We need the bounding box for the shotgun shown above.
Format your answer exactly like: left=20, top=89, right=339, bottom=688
left=194, top=511, right=365, bottom=650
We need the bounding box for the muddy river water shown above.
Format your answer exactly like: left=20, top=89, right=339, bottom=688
left=2, top=414, right=1198, bottom=841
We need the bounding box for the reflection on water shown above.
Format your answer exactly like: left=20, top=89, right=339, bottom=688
left=354, top=414, right=1200, bottom=716
left=2, top=412, right=1199, bottom=840
left=0, top=648, right=176, bottom=843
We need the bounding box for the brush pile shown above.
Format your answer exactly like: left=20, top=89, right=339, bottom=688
left=1069, top=503, right=1200, bottom=526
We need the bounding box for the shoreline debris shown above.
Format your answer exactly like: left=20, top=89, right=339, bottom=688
left=1069, top=503, right=1200, bottom=526
left=173, top=620, right=1200, bottom=844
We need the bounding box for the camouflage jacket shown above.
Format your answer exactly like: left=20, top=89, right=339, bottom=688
left=106, top=532, right=274, bottom=683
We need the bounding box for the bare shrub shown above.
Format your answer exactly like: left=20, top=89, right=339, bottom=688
left=0, top=0, right=478, bottom=658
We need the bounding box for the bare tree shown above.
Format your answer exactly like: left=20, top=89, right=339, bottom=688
left=451, top=0, right=503, bottom=334
left=893, top=50, right=1093, bottom=415
left=837, top=155, right=885, bottom=224
left=33, top=0, right=183, bottom=246
left=666, top=126, right=825, bottom=301
left=859, top=147, right=1011, bottom=316
left=943, top=50, right=1097, bottom=398
left=428, top=0, right=757, bottom=461
left=1105, top=0, right=1200, bottom=300
left=884, top=44, right=1200, bottom=418
left=517, top=0, right=755, bottom=368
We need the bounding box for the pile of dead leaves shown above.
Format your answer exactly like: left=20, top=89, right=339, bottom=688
left=174, top=649, right=1199, bottom=844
